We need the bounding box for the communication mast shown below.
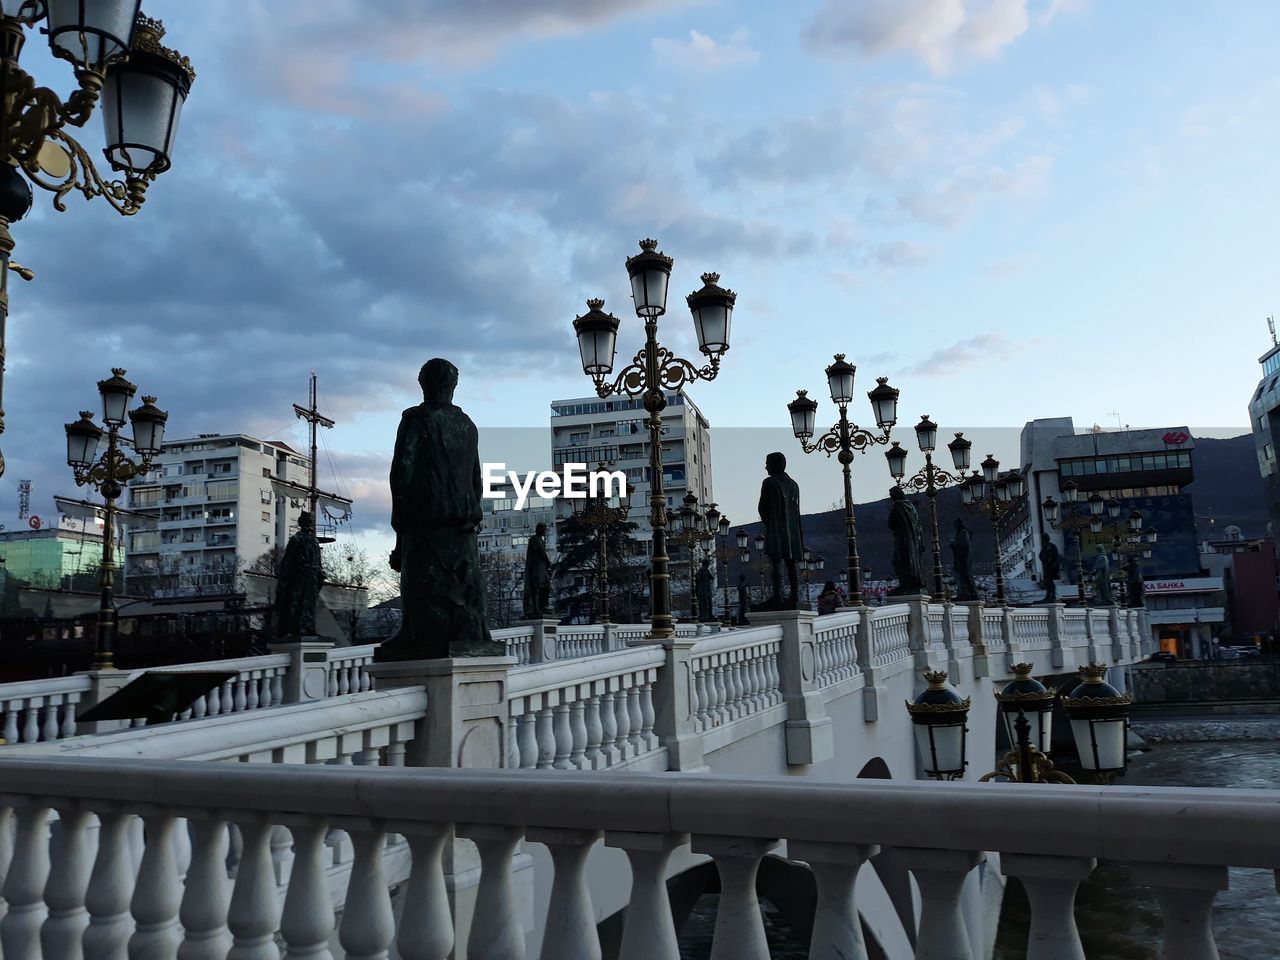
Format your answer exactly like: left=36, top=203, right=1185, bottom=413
left=17, top=479, right=30, bottom=519
left=292, top=371, right=339, bottom=542
left=1269, top=315, right=1277, bottom=348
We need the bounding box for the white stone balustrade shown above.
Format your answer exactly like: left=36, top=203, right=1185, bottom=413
left=507, top=647, right=666, bottom=771
left=811, top=612, right=860, bottom=687
left=1011, top=610, right=1052, bottom=649
left=0, top=677, right=90, bottom=744
left=870, top=609, right=913, bottom=668
left=688, top=628, right=783, bottom=732
left=0, top=761, right=1271, bottom=960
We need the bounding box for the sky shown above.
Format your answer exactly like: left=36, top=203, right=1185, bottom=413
left=1, top=0, right=1275, bottom=561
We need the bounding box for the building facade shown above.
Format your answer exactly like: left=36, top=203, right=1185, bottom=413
left=1248, top=338, right=1280, bottom=539
left=122, top=434, right=315, bottom=597
left=0, top=520, right=105, bottom=589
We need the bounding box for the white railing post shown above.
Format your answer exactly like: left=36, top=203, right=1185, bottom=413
left=79, top=669, right=136, bottom=735
left=1046, top=603, right=1073, bottom=669
left=649, top=638, right=705, bottom=770
left=1001, top=607, right=1023, bottom=672
left=747, top=610, right=832, bottom=765
left=83, top=811, right=137, bottom=960
left=129, top=813, right=183, bottom=959
left=1001, top=853, right=1095, bottom=960
left=269, top=640, right=335, bottom=703
left=456, top=824, right=526, bottom=960
left=526, top=827, right=602, bottom=960
left=897, top=848, right=982, bottom=960
left=392, top=823, right=454, bottom=960
left=226, top=818, right=282, bottom=960
left=0, top=804, right=50, bottom=960
left=517, top=619, right=560, bottom=664
left=1109, top=607, right=1126, bottom=662
left=1129, top=862, right=1228, bottom=960
left=789, top=840, right=879, bottom=960
left=963, top=602, right=989, bottom=678
left=905, top=597, right=933, bottom=671
left=690, top=835, right=777, bottom=960
left=336, top=821, right=395, bottom=960
left=41, top=808, right=94, bottom=960
left=604, top=831, right=686, bottom=960
left=854, top=609, right=889, bottom=721
left=178, top=818, right=233, bottom=960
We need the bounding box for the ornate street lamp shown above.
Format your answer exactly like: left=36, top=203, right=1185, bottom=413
left=0, top=8, right=194, bottom=478
left=573, top=467, right=632, bottom=623
left=787, top=354, right=898, bottom=605
left=962, top=457, right=1026, bottom=606
left=65, top=368, right=167, bottom=668
left=1062, top=664, right=1132, bottom=780
left=668, top=493, right=718, bottom=621
left=713, top=514, right=733, bottom=623
left=886, top=417, right=969, bottom=597
left=905, top=671, right=969, bottom=780
left=994, top=663, right=1056, bottom=756
left=573, top=240, right=735, bottom=639
left=1042, top=480, right=1100, bottom=606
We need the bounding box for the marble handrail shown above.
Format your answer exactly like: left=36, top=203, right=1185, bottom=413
left=0, top=760, right=1273, bottom=960
left=0, top=676, right=92, bottom=744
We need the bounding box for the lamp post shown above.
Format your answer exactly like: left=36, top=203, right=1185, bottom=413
left=712, top=513, right=733, bottom=623
left=572, top=469, right=632, bottom=623
left=1, top=6, right=194, bottom=478
left=573, top=239, right=735, bottom=639
left=961, top=456, right=1026, bottom=606
left=1041, top=482, right=1107, bottom=606
left=885, top=420, right=971, bottom=598
left=65, top=368, right=166, bottom=669
left=979, top=662, right=1076, bottom=784
left=905, top=671, right=969, bottom=780
left=787, top=354, right=899, bottom=606
left=1100, top=509, right=1155, bottom=607
left=667, top=493, right=718, bottom=621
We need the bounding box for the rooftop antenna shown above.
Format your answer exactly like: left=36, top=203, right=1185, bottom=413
left=1107, top=411, right=1124, bottom=431
left=1269, top=315, right=1277, bottom=347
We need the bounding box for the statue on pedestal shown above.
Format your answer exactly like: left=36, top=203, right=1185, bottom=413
left=736, top=574, right=749, bottom=624
left=275, top=510, right=323, bottom=638
left=1093, top=545, right=1115, bottom=606
left=888, top=486, right=924, bottom=595
left=522, top=522, right=553, bottom=618
left=696, top=557, right=715, bottom=622
left=755, top=452, right=803, bottom=609
left=950, top=517, right=978, bottom=601
left=1039, top=539, right=1061, bottom=603
left=1126, top=555, right=1145, bottom=608
left=377, top=358, right=501, bottom=661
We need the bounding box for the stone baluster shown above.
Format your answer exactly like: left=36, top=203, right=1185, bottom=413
left=22, top=699, right=39, bottom=742
left=227, top=819, right=283, bottom=960
left=583, top=694, right=604, bottom=768
left=191, top=695, right=208, bottom=719
left=723, top=659, right=741, bottom=719
left=693, top=668, right=709, bottom=729
left=338, top=824, right=394, bottom=960
left=691, top=836, right=776, bottom=960
left=458, top=824, right=525, bottom=960
left=1002, top=853, right=1095, bottom=960
left=207, top=683, right=223, bottom=716
left=232, top=678, right=248, bottom=712
left=84, top=811, right=137, bottom=960
left=278, top=820, right=334, bottom=960
left=535, top=701, right=556, bottom=769
left=270, top=670, right=285, bottom=706
left=605, top=832, right=686, bottom=960
left=129, top=813, right=183, bottom=958
left=789, top=840, right=878, bottom=960
left=327, top=668, right=339, bottom=698
left=178, top=819, right=233, bottom=960
left=42, top=697, right=61, bottom=741
left=0, top=805, right=11, bottom=931
left=897, top=848, right=982, bottom=960
left=551, top=702, right=573, bottom=770
left=528, top=828, right=602, bottom=960
left=567, top=699, right=588, bottom=769
left=41, top=808, right=94, bottom=960
left=394, top=823, right=453, bottom=960
left=712, top=663, right=728, bottom=725
left=0, top=804, right=50, bottom=959
left=626, top=685, right=643, bottom=752
left=639, top=682, right=657, bottom=750
left=270, top=825, right=295, bottom=886
left=517, top=706, right=538, bottom=770
left=2, top=705, right=17, bottom=743
left=245, top=674, right=260, bottom=711
left=1129, top=862, right=1228, bottom=960
left=599, top=691, right=620, bottom=766
left=613, top=687, right=632, bottom=760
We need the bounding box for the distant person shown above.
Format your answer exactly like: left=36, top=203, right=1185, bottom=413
left=816, top=581, right=840, bottom=615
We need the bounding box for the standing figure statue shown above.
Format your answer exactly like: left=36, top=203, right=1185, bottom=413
left=1126, top=554, right=1145, bottom=608
left=522, top=522, right=553, bottom=618
left=736, top=574, right=750, bottom=624
left=275, top=510, right=324, bottom=638
left=1093, top=545, right=1116, bottom=606
left=696, top=557, right=715, bottom=622
left=756, top=452, right=804, bottom=609
left=1039, top=539, right=1061, bottom=603
left=378, top=358, right=501, bottom=661
left=887, top=486, right=925, bottom=595
left=950, top=517, right=978, bottom=601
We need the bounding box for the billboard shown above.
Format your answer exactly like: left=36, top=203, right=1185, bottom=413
left=1067, top=493, right=1200, bottom=580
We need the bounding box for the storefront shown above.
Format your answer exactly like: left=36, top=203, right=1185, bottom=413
left=1144, top=576, right=1226, bottom=658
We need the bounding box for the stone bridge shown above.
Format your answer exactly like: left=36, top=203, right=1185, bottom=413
left=0, top=602, right=1210, bottom=960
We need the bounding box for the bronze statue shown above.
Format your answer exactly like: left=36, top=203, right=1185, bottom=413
left=378, top=359, right=501, bottom=661
left=1039, top=539, right=1061, bottom=602
left=275, top=510, right=323, bottom=638
left=696, top=557, right=715, bottom=622
left=1126, top=554, right=1145, bottom=608
left=950, top=517, right=978, bottom=601
left=756, top=451, right=803, bottom=609
left=736, top=574, right=749, bottom=624
left=1093, top=545, right=1115, bottom=606
left=522, top=522, right=553, bottom=617
left=887, top=486, right=924, bottom=595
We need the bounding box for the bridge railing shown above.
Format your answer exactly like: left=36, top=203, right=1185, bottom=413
left=0, top=676, right=92, bottom=744
left=0, top=758, right=1269, bottom=960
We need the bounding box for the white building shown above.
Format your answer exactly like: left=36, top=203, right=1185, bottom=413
left=122, top=434, right=320, bottom=597
left=548, top=390, right=714, bottom=546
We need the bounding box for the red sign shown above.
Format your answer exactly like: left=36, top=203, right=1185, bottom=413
left=1163, top=431, right=1190, bottom=445
left=28, top=516, right=41, bottom=529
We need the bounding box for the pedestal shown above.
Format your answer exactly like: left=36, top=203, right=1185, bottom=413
left=269, top=638, right=334, bottom=703
left=513, top=618, right=560, bottom=663
left=366, top=656, right=516, bottom=769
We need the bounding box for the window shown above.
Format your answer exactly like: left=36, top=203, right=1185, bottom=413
left=260, top=490, right=272, bottom=504
left=261, top=511, right=271, bottom=522
left=263, top=534, right=271, bottom=544
left=206, top=481, right=238, bottom=500
left=1266, top=443, right=1275, bottom=460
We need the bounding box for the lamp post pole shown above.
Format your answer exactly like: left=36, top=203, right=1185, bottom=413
left=572, top=240, right=735, bottom=640
left=0, top=6, right=194, bottom=478
left=65, top=369, right=167, bottom=669
left=574, top=470, right=632, bottom=624
left=667, top=494, right=717, bottom=621
left=886, top=421, right=971, bottom=599
left=961, top=456, right=1026, bottom=606
left=787, top=355, right=899, bottom=606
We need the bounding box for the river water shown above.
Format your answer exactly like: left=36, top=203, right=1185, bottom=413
left=994, top=739, right=1280, bottom=959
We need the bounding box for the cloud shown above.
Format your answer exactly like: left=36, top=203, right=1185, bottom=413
left=651, top=28, right=760, bottom=72
left=805, top=0, right=1036, bottom=74
left=903, top=333, right=1019, bottom=375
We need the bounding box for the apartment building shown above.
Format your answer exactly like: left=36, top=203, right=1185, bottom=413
left=122, top=434, right=316, bottom=597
